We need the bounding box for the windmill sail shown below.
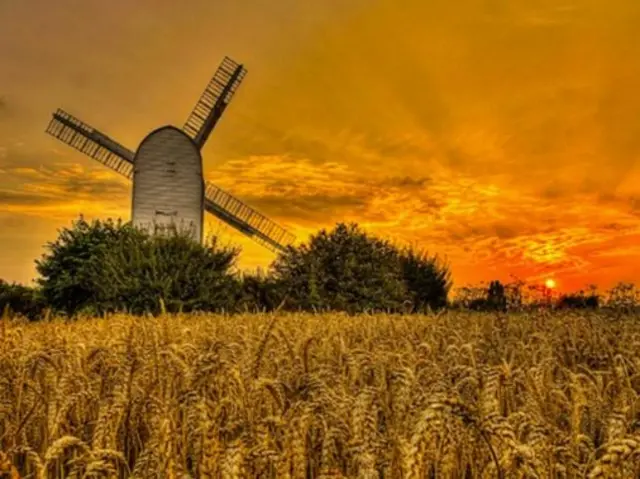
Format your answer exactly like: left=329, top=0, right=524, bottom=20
left=205, top=181, right=295, bottom=253
left=45, top=57, right=295, bottom=254
left=46, top=109, right=135, bottom=178
left=184, top=56, right=247, bottom=148
left=46, top=107, right=295, bottom=252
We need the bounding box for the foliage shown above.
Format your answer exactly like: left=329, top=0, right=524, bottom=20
left=450, top=283, right=486, bottom=310
left=35, top=217, right=139, bottom=316
left=235, top=268, right=286, bottom=312
left=25, top=216, right=639, bottom=317
left=271, top=223, right=409, bottom=313
left=486, top=280, right=508, bottom=311
left=35, top=217, right=240, bottom=316
left=398, top=246, right=451, bottom=311
left=453, top=278, right=604, bottom=312
left=557, top=290, right=600, bottom=309
left=0, top=280, right=46, bottom=320
left=454, top=280, right=510, bottom=311
left=87, top=230, right=240, bottom=315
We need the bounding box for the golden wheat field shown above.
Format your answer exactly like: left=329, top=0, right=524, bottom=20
left=1, top=311, right=640, bottom=478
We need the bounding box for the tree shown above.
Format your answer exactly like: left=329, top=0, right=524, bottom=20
left=36, top=217, right=240, bottom=316
left=89, top=229, right=240, bottom=315
left=556, top=291, right=600, bottom=309
left=0, top=280, right=47, bottom=320
left=235, top=268, right=286, bottom=312
left=487, top=280, right=507, bottom=312
left=455, top=280, right=507, bottom=312
left=36, top=217, right=141, bottom=316
left=271, top=223, right=408, bottom=313
left=398, top=247, right=451, bottom=311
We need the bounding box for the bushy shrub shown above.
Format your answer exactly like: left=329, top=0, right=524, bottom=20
left=235, top=268, right=286, bottom=312
left=271, top=223, right=451, bottom=313
left=271, top=223, right=407, bottom=313
left=36, top=217, right=240, bottom=316
left=89, top=230, right=240, bottom=315
left=36, top=217, right=140, bottom=316
left=35, top=218, right=454, bottom=316
left=0, top=280, right=47, bottom=320
left=454, top=280, right=509, bottom=312
left=557, top=291, right=600, bottom=309
left=398, top=247, right=451, bottom=311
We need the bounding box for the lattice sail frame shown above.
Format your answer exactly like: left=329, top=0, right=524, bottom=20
left=46, top=109, right=134, bottom=178
left=204, top=182, right=296, bottom=252
left=184, top=56, right=247, bottom=148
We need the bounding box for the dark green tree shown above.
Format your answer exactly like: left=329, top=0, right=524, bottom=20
left=235, top=268, right=286, bottom=312
left=398, top=247, right=451, bottom=311
left=0, top=280, right=47, bottom=320
left=271, top=223, right=408, bottom=313
left=35, top=217, right=142, bottom=316
left=457, top=280, right=507, bottom=312
left=36, top=217, right=240, bottom=316
left=89, top=229, right=240, bottom=315
left=557, top=291, right=600, bottom=309
left=487, top=280, right=508, bottom=312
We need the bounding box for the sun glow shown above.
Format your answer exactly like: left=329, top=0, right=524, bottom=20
left=545, top=278, right=557, bottom=289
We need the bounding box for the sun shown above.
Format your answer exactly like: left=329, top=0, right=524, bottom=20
left=545, top=278, right=556, bottom=289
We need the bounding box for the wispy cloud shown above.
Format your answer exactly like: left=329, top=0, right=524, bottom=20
left=1, top=160, right=129, bottom=219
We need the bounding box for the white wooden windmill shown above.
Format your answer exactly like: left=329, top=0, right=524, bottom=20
left=45, top=57, right=295, bottom=252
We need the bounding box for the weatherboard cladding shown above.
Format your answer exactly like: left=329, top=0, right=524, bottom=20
left=132, top=126, right=204, bottom=243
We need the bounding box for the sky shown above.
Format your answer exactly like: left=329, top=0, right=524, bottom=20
left=1, top=0, right=640, bottom=293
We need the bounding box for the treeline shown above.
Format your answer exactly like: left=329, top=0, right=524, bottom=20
left=451, top=278, right=639, bottom=313
left=2, top=218, right=638, bottom=320
left=1, top=218, right=451, bottom=319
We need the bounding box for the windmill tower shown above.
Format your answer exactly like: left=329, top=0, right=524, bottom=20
left=45, top=57, right=295, bottom=252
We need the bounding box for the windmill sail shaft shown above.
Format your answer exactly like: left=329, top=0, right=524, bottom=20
left=46, top=109, right=134, bottom=178
left=184, top=57, right=247, bottom=148
left=205, top=181, right=295, bottom=253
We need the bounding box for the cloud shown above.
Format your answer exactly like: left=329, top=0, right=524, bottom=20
left=1, top=160, right=130, bottom=219
left=0, top=190, right=52, bottom=207
left=207, top=156, right=449, bottom=227
left=204, top=154, right=640, bottom=287
left=245, top=193, right=369, bottom=222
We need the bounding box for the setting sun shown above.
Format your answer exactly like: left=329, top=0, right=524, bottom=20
left=545, top=279, right=557, bottom=289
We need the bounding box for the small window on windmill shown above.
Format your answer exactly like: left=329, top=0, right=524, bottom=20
left=155, top=210, right=178, bottom=216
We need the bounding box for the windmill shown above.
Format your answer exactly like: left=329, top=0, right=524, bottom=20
left=45, top=57, right=295, bottom=253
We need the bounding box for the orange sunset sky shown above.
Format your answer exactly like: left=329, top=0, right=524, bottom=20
left=1, top=0, right=639, bottom=293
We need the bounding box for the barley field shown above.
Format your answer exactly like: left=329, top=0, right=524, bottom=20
left=1, top=311, right=639, bottom=478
